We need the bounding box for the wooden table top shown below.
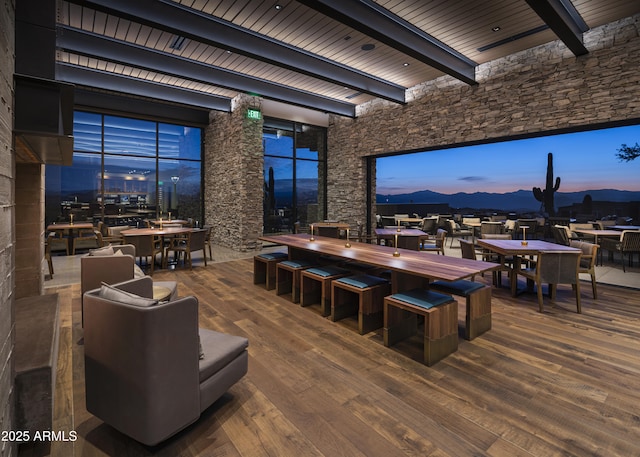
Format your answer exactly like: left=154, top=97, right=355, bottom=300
left=260, top=233, right=498, bottom=282
left=477, top=239, right=580, bottom=256
left=310, top=222, right=351, bottom=228
left=121, top=227, right=193, bottom=236
left=375, top=228, right=427, bottom=237
left=611, top=225, right=640, bottom=231
left=150, top=219, right=190, bottom=226
left=47, top=222, right=94, bottom=231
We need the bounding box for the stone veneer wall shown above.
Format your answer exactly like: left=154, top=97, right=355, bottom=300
left=0, top=0, right=15, bottom=455
left=14, top=164, right=43, bottom=299
left=204, top=94, right=264, bottom=251
left=327, top=15, right=640, bottom=228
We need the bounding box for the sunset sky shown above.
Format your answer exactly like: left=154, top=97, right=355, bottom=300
left=376, top=124, right=640, bottom=195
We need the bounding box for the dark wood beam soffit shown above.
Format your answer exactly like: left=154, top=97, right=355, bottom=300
left=56, top=63, right=231, bottom=112
left=296, top=0, right=477, bottom=85
left=63, top=0, right=405, bottom=105
left=57, top=26, right=356, bottom=117
left=525, top=0, right=589, bottom=56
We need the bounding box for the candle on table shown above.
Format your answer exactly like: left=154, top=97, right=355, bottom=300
left=393, top=233, right=400, bottom=256
left=310, top=224, right=314, bottom=241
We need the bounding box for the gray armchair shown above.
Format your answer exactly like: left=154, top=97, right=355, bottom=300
left=81, top=244, right=178, bottom=320
left=83, top=277, right=249, bottom=446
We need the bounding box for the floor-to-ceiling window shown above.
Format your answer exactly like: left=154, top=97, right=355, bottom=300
left=45, top=111, right=203, bottom=227
left=263, top=118, right=326, bottom=234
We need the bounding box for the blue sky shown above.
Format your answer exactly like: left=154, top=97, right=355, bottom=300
left=376, top=124, right=640, bottom=195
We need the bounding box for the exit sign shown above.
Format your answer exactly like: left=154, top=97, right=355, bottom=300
left=247, top=108, right=262, bottom=120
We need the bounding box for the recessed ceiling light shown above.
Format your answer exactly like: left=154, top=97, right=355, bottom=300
left=361, top=43, right=375, bottom=51
left=492, top=26, right=501, bottom=32
left=274, top=4, right=283, bottom=11
left=403, top=62, right=410, bottom=67
left=344, top=36, right=352, bottom=41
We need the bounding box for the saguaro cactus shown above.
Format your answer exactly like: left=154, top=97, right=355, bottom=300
left=533, top=152, right=561, bottom=216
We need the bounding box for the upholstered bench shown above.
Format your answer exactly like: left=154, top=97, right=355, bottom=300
left=331, top=274, right=391, bottom=334
left=430, top=280, right=491, bottom=340
left=276, top=259, right=317, bottom=303
left=383, top=288, right=457, bottom=366
left=254, top=251, right=288, bottom=290
left=300, top=265, right=351, bottom=316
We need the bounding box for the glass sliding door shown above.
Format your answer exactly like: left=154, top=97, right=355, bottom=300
left=262, top=118, right=326, bottom=234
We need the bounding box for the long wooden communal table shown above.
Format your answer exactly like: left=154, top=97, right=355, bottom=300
left=260, top=233, right=499, bottom=293
left=476, top=239, right=581, bottom=297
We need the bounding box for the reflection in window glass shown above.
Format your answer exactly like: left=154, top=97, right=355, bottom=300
left=73, top=112, right=102, bottom=152
left=104, top=115, right=156, bottom=156
left=264, top=156, right=293, bottom=233
left=159, top=123, right=201, bottom=160
left=159, top=159, right=202, bottom=222
left=45, top=111, right=202, bottom=228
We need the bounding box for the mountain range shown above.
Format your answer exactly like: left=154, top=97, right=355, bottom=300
left=376, top=189, right=640, bottom=212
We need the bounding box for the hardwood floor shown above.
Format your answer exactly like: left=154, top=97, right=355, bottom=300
left=26, top=257, right=640, bottom=457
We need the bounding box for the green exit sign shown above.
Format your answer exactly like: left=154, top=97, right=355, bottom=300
left=247, top=108, right=261, bottom=120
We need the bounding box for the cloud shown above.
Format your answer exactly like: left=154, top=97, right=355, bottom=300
left=458, top=176, right=488, bottom=182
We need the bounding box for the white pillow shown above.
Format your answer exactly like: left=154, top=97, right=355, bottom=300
left=133, top=263, right=146, bottom=278
left=89, top=245, right=114, bottom=256
left=98, top=282, right=157, bottom=307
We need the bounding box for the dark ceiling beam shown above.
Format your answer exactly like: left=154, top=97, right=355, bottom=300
left=57, top=26, right=356, bottom=117
left=525, top=0, right=589, bottom=56
left=64, top=0, right=406, bottom=104
left=296, top=0, right=477, bottom=85
left=56, top=63, right=232, bottom=112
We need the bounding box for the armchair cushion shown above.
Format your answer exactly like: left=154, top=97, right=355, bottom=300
left=99, top=282, right=158, bottom=307
left=198, top=329, right=249, bottom=382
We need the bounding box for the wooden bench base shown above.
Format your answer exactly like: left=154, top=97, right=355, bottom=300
left=253, top=252, right=288, bottom=290
left=384, top=290, right=457, bottom=366
left=331, top=275, right=390, bottom=334
left=276, top=260, right=316, bottom=303
left=430, top=281, right=492, bottom=340
left=300, top=266, right=351, bottom=316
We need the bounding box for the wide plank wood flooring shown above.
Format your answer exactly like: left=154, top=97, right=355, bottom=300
left=25, top=257, right=640, bottom=457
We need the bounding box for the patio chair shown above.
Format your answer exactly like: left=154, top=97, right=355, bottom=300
left=600, top=230, right=640, bottom=272
left=570, top=240, right=599, bottom=298
left=516, top=250, right=582, bottom=313
left=447, top=219, right=473, bottom=247
left=419, top=228, right=447, bottom=255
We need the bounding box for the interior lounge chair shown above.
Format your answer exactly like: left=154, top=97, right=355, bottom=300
left=80, top=244, right=178, bottom=321
left=83, top=277, right=249, bottom=446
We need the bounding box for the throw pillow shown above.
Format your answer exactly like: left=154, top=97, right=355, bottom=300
left=133, top=263, right=146, bottom=278
left=89, top=244, right=114, bottom=256
left=98, top=282, right=158, bottom=307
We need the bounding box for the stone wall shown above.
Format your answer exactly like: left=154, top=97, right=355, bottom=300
left=204, top=94, right=264, bottom=251
left=0, top=0, right=15, bottom=454
left=327, top=15, right=640, bottom=227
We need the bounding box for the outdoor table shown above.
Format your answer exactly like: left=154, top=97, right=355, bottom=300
left=476, top=239, right=581, bottom=297
left=375, top=228, right=427, bottom=250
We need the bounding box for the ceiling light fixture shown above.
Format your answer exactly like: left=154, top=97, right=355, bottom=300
left=361, top=43, right=375, bottom=51
left=403, top=62, right=410, bottom=67
left=274, top=4, right=283, bottom=11
left=492, top=26, right=501, bottom=32
left=169, top=35, right=186, bottom=50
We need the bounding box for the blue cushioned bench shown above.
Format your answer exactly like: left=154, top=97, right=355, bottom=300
left=254, top=251, right=288, bottom=290
left=383, top=288, right=457, bottom=366
left=276, top=259, right=317, bottom=303
left=300, top=265, right=351, bottom=316
left=430, top=280, right=492, bottom=340
left=331, top=274, right=391, bottom=334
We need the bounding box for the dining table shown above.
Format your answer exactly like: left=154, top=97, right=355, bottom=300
left=374, top=228, right=427, bottom=250
left=476, top=239, right=581, bottom=297
left=47, top=222, right=96, bottom=254
left=260, top=233, right=499, bottom=293
left=149, top=219, right=190, bottom=227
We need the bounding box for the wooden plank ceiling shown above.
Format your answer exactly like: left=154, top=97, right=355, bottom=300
left=55, top=0, right=640, bottom=117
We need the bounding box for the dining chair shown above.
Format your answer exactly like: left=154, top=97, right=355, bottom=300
left=123, top=233, right=164, bottom=274
left=446, top=220, right=473, bottom=247
left=419, top=228, right=447, bottom=255
left=480, top=221, right=504, bottom=236
left=47, top=230, right=70, bottom=256
left=569, top=240, right=599, bottom=299
left=203, top=225, right=213, bottom=260
left=165, top=228, right=208, bottom=270
left=516, top=250, right=582, bottom=313
left=72, top=227, right=102, bottom=255
left=600, top=230, right=640, bottom=272
left=479, top=234, right=513, bottom=287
